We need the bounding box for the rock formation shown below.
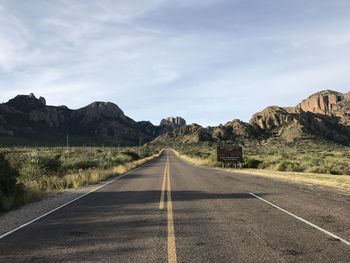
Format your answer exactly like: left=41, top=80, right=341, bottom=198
left=152, top=89, right=350, bottom=145
left=296, top=90, right=350, bottom=125
left=1, top=90, right=350, bottom=146
left=0, top=93, right=164, bottom=146
left=160, top=117, right=186, bottom=127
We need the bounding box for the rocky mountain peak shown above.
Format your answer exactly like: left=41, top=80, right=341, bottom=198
left=249, top=106, right=297, bottom=130
left=160, top=116, right=186, bottom=127
left=296, top=90, right=349, bottom=115
left=6, top=93, right=46, bottom=112
left=83, top=101, right=125, bottom=119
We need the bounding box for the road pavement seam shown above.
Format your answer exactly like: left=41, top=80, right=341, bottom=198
left=249, top=192, right=350, bottom=247
left=0, top=159, right=158, bottom=240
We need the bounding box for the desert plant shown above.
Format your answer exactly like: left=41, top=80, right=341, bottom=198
left=0, top=154, right=24, bottom=211
left=245, top=158, right=263, bottom=168
left=19, top=157, right=47, bottom=187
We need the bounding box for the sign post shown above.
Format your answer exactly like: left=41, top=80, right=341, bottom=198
left=216, top=145, right=243, bottom=168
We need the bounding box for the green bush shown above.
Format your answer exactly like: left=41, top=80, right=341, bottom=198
left=0, top=154, right=24, bottom=211
left=276, top=161, right=304, bottom=172
left=62, top=158, right=98, bottom=171
left=121, top=150, right=140, bottom=160
left=19, top=157, right=47, bottom=186
left=245, top=158, right=263, bottom=168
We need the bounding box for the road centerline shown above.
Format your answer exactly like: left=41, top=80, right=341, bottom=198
left=159, top=155, right=168, bottom=209
left=159, top=150, right=177, bottom=263
left=167, top=152, right=177, bottom=263
left=249, top=192, right=350, bottom=247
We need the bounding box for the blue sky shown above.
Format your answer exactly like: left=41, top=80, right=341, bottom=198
left=0, top=0, right=349, bottom=126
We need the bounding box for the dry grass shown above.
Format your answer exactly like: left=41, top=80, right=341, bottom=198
left=174, top=149, right=350, bottom=192
left=1, top=148, right=162, bottom=212
left=227, top=169, right=350, bottom=191
left=25, top=152, right=161, bottom=193
left=173, top=149, right=214, bottom=166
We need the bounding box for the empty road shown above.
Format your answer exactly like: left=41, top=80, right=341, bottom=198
left=1, top=149, right=350, bottom=262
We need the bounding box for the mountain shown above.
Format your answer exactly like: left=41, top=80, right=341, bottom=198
left=0, top=94, right=175, bottom=146
left=160, top=117, right=186, bottom=127
left=152, top=119, right=260, bottom=145
left=296, top=90, right=350, bottom=126
left=1, top=90, right=349, bottom=147
left=151, top=90, right=350, bottom=146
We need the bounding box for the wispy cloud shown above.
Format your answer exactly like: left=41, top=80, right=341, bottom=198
left=0, top=0, right=349, bottom=125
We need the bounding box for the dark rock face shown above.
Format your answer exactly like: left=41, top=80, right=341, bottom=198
left=2, top=90, right=350, bottom=146
left=160, top=117, right=186, bottom=127
left=0, top=94, right=161, bottom=146
left=7, top=94, right=46, bottom=112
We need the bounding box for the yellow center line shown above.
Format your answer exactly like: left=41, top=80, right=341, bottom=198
left=159, top=154, right=168, bottom=209
left=159, top=150, right=177, bottom=263
left=166, top=152, right=177, bottom=263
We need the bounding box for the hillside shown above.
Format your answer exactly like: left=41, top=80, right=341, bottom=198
left=151, top=90, right=350, bottom=146
left=0, top=94, right=177, bottom=146
left=1, top=90, right=349, bottom=147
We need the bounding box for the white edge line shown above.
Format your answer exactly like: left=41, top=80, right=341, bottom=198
left=249, top=192, right=350, bottom=247
left=0, top=157, right=159, bottom=240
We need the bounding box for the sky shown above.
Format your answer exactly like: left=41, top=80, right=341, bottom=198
left=0, top=0, right=349, bottom=126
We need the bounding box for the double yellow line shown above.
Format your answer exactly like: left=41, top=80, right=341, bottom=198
left=159, top=150, right=177, bottom=263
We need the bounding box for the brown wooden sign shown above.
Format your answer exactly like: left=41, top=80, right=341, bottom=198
left=217, top=145, right=243, bottom=163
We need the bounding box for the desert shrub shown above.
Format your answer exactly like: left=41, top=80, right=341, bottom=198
left=38, top=155, right=62, bottom=175
left=245, top=158, right=263, bottom=168
left=276, top=160, right=304, bottom=172
left=322, top=160, right=337, bottom=175
left=62, top=158, right=98, bottom=171
left=320, top=160, right=350, bottom=175
left=181, top=147, right=211, bottom=159
left=121, top=150, right=140, bottom=161
left=257, top=159, right=275, bottom=169
left=19, top=157, right=47, bottom=186
left=0, top=154, right=24, bottom=211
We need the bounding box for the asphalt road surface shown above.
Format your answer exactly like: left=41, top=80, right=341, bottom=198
left=1, top=149, right=350, bottom=262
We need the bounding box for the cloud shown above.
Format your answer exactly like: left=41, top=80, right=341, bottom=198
left=0, top=5, right=32, bottom=71
left=0, top=0, right=349, bottom=126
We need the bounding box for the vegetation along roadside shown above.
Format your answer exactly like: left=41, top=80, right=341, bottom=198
left=173, top=143, right=350, bottom=192
left=0, top=146, right=162, bottom=212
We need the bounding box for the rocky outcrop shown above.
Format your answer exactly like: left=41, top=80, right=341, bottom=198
left=160, top=117, right=186, bottom=127
left=250, top=106, right=298, bottom=130
left=297, top=90, right=350, bottom=125
left=152, top=123, right=212, bottom=144
left=249, top=96, right=350, bottom=144
left=38, top=96, right=46, bottom=105
left=297, top=90, right=344, bottom=114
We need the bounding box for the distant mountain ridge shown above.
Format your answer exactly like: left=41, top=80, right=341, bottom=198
left=152, top=90, right=350, bottom=146
left=1, top=90, right=349, bottom=146
left=0, top=94, right=178, bottom=146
